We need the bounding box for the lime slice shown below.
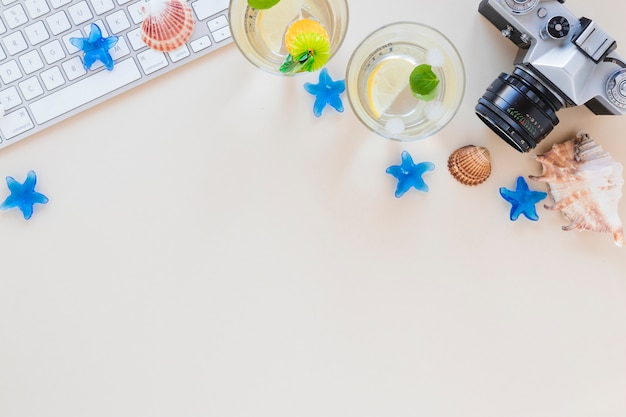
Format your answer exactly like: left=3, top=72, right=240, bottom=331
left=409, top=64, right=439, bottom=101
left=367, top=59, right=414, bottom=118
left=257, top=0, right=304, bottom=53
left=248, top=0, right=280, bottom=9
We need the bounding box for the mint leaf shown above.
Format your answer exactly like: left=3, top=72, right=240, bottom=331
left=247, top=0, right=280, bottom=9
left=409, top=64, right=439, bottom=101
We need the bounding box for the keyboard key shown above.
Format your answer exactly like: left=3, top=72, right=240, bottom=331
left=19, top=77, right=44, bottom=100
left=212, top=26, right=231, bottom=43
left=0, top=86, right=23, bottom=110
left=192, top=0, right=230, bottom=20
left=19, top=50, right=45, bottom=74
left=24, top=0, right=51, bottom=19
left=0, top=60, right=22, bottom=84
left=127, top=2, right=145, bottom=24
left=106, top=9, right=131, bottom=34
left=0, top=19, right=6, bottom=35
left=137, top=49, right=168, bottom=75
left=47, top=11, right=72, bottom=35
left=30, top=58, right=141, bottom=124
left=208, top=15, right=228, bottom=32
left=110, top=37, right=131, bottom=60
left=41, top=66, right=65, bottom=90
left=63, top=30, right=83, bottom=54
left=3, top=4, right=28, bottom=29
left=190, top=36, right=212, bottom=52
left=41, top=40, right=66, bottom=64
left=0, top=47, right=6, bottom=61
left=62, top=56, right=87, bottom=80
left=68, top=1, right=94, bottom=25
left=127, top=28, right=144, bottom=50
left=169, top=45, right=190, bottom=62
left=3, top=31, right=28, bottom=55
left=50, top=0, right=72, bottom=7
left=89, top=0, right=115, bottom=15
left=0, top=108, right=34, bottom=140
left=24, top=21, right=51, bottom=45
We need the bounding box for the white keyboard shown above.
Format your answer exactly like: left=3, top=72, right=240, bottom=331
left=0, top=0, right=232, bottom=150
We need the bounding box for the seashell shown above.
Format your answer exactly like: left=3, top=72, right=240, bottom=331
left=529, top=131, right=625, bottom=247
left=447, top=145, right=492, bottom=186
left=140, top=0, right=195, bottom=52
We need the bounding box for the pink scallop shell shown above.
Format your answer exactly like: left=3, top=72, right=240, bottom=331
left=140, top=0, right=195, bottom=52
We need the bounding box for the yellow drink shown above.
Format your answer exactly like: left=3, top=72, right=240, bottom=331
left=229, top=0, right=348, bottom=75
left=346, top=22, right=465, bottom=140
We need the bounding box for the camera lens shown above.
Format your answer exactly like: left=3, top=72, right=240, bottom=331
left=475, top=67, right=562, bottom=152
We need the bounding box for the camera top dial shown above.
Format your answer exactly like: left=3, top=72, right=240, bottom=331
left=504, top=0, right=539, bottom=14
left=606, top=69, right=626, bottom=109
left=546, top=16, right=570, bottom=39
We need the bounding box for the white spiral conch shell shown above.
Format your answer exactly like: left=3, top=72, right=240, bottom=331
left=530, top=131, right=625, bottom=247
left=140, top=0, right=195, bottom=52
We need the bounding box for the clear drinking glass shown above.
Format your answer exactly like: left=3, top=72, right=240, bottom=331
left=229, top=0, right=349, bottom=75
left=346, top=22, right=465, bottom=141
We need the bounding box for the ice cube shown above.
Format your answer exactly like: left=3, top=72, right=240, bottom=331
left=426, top=49, right=445, bottom=68
left=424, top=101, right=445, bottom=121
left=385, top=118, right=405, bottom=136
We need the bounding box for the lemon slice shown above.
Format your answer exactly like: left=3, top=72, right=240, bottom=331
left=367, top=58, right=414, bottom=119
left=257, top=0, right=304, bottom=53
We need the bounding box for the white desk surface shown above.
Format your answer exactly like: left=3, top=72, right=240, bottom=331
left=1, top=1, right=625, bottom=416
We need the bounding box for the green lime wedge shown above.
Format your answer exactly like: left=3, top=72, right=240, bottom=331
left=409, top=64, right=439, bottom=101
left=247, top=0, right=280, bottom=9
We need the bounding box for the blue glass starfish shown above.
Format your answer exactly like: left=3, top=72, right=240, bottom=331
left=0, top=170, right=49, bottom=220
left=499, top=176, right=547, bottom=221
left=386, top=151, right=435, bottom=198
left=70, top=23, right=118, bottom=71
left=303, top=68, right=345, bottom=117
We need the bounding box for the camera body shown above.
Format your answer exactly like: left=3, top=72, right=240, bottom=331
left=476, top=0, right=626, bottom=152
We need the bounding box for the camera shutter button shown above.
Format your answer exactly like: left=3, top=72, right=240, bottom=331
left=546, top=16, right=570, bottom=39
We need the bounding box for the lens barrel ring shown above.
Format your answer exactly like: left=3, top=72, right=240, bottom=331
left=475, top=67, right=563, bottom=152
left=501, top=72, right=558, bottom=116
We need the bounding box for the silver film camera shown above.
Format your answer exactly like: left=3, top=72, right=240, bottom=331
left=475, top=0, right=626, bottom=152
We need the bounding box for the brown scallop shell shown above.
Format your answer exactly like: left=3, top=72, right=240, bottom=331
left=140, top=0, right=195, bottom=52
left=447, top=145, right=492, bottom=186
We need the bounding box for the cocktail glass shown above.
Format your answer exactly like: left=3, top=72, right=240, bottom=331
left=229, top=0, right=349, bottom=75
left=346, top=21, right=465, bottom=140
